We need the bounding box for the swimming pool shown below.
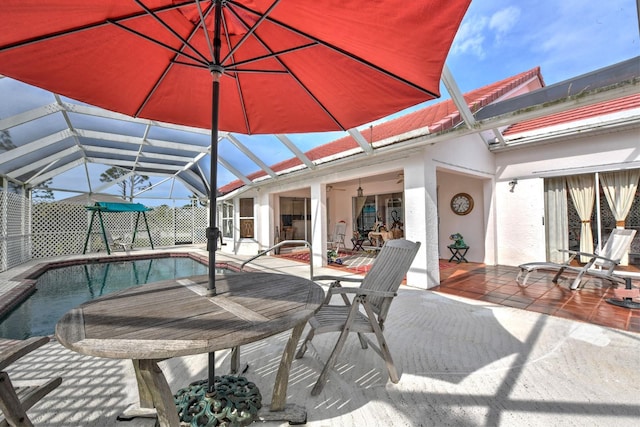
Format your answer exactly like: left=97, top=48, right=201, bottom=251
left=0, top=256, right=234, bottom=340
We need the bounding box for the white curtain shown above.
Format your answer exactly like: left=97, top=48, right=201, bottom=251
left=600, top=170, right=640, bottom=227
left=599, top=169, right=640, bottom=264
left=567, top=174, right=595, bottom=262
left=545, top=177, right=568, bottom=263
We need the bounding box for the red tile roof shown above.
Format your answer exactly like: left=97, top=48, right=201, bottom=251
left=503, top=93, right=640, bottom=136
left=219, top=67, right=543, bottom=194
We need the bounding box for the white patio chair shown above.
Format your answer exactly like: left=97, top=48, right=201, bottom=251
left=327, top=221, right=347, bottom=251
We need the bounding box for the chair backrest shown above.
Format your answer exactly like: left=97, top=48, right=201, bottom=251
left=360, top=239, right=421, bottom=323
left=332, top=221, right=347, bottom=241
left=595, top=228, right=637, bottom=268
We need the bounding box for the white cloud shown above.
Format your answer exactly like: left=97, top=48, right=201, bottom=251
left=489, top=6, right=520, bottom=35
left=451, top=6, right=521, bottom=60
left=450, top=17, right=488, bottom=59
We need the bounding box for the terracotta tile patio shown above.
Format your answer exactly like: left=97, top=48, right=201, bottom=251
left=277, top=248, right=640, bottom=333
left=435, top=261, right=640, bottom=333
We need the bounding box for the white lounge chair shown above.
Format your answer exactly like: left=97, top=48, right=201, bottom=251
left=105, top=229, right=133, bottom=252
left=517, top=228, right=637, bottom=290
left=295, top=238, right=421, bottom=395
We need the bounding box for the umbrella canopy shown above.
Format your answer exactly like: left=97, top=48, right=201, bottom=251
left=0, top=0, right=470, bottom=404
left=0, top=0, right=470, bottom=301
left=0, top=0, right=469, bottom=134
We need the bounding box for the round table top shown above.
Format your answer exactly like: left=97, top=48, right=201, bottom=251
left=55, top=272, right=324, bottom=360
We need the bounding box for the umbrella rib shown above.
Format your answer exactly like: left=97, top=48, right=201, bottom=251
left=220, top=0, right=282, bottom=65
left=0, top=1, right=199, bottom=53
left=194, top=0, right=216, bottom=61
left=230, top=2, right=440, bottom=99
left=132, top=0, right=211, bottom=65
left=108, top=20, right=209, bottom=68
left=231, top=20, right=346, bottom=130
left=219, top=8, right=252, bottom=133
left=131, top=4, right=217, bottom=118
left=226, top=43, right=318, bottom=69
left=221, top=0, right=345, bottom=133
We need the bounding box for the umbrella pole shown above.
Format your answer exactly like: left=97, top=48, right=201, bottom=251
left=207, top=80, right=220, bottom=297
left=206, top=0, right=224, bottom=396
left=206, top=76, right=221, bottom=395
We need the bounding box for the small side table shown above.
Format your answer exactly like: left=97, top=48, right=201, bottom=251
left=448, top=245, right=469, bottom=263
left=352, top=237, right=365, bottom=251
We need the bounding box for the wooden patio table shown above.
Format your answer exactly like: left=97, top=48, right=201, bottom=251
left=55, top=272, right=324, bottom=426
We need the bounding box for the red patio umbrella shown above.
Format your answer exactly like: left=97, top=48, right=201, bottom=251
left=0, top=0, right=470, bottom=421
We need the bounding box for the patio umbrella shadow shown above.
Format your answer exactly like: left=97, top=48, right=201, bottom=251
left=161, top=286, right=529, bottom=422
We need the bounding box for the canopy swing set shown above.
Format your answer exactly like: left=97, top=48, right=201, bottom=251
left=82, top=202, right=155, bottom=255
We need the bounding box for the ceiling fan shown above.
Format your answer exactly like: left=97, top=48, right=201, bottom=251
left=327, top=185, right=346, bottom=192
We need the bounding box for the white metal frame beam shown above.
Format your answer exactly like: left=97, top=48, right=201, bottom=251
left=275, top=134, right=315, bottom=169
left=224, top=134, right=277, bottom=178
left=347, top=128, right=374, bottom=154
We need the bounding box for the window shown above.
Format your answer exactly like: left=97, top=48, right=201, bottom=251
left=239, top=198, right=254, bottom=238
left=353, top=192, right=404, bottom=235
left=218, top=201, right=233, bottom=239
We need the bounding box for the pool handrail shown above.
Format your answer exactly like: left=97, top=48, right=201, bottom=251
left=240, top=240, right=313, bottom=279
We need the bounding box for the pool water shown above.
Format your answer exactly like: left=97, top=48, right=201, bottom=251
left=0, top=257, right=228, bottom=340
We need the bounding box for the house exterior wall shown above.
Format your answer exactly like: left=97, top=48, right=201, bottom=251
left=429, top=133, right=496, bottom=270
left=218, top=75, right=639, bottom=287
left=495, top=177, right=546, bottom=266
left=493, top=127, right=640, bottom=266
left=436, top=171, right=486, bottom=263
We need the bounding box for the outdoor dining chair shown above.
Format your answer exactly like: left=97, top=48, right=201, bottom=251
left=295, top=238, right=421, bottom=395
left=0, top=336, right=62, bottom=426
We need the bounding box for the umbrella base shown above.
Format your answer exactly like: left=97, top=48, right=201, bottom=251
left=174, top=376, right=262, bottom=426
left=606, top=298, right=640, bottom=309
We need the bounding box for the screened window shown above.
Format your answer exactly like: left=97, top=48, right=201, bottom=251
left=239, top=198, right=254, bottom=238
left=218, top=201, right=234, bottom=239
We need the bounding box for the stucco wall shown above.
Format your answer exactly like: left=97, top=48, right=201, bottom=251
left=495, top=178, right=546, bottom=266
left=436, top=171, right=486, bottom=263
left=495, top=128, right=640, bottom=181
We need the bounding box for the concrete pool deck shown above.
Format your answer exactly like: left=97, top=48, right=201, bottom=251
left=1, top=246, right=639, bottom=426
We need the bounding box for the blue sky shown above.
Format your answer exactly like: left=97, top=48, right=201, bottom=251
left=216, top=1, right=639, bottom=190
left=2, top=1, right=639, bottom=204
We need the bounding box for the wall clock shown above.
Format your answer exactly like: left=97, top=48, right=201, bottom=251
left=450, top=193, right=473, bottom=215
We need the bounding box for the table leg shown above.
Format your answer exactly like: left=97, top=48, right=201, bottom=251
left=120, top=359, right=179, bottom=427
left=448, top=247, right=469, bottom=263
left=256, top=322, right=307, bottom=425
left=132, top=359, right=154, bottom=409
left=270, top=322, right=305, bottom=411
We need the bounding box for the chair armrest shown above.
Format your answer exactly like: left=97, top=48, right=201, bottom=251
left=331, top=287, right=397, bottom=298
left=557, top=249, right=620, bottom=265
left=0, top=336, right=50, bottom=371
left=312, top=275, right=363, bottom=283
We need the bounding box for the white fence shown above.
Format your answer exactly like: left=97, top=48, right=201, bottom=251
left=0, top=191, right=209, bottom=272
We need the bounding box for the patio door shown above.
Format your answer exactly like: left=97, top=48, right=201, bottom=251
left=546, top=169, right=640, bottom=267
left=279, top=197, right=311, bottom=242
